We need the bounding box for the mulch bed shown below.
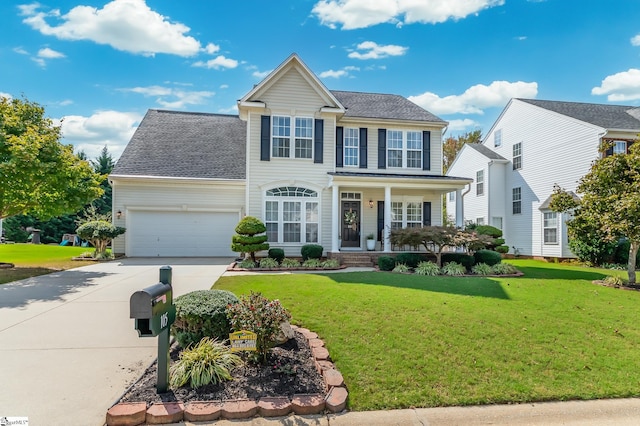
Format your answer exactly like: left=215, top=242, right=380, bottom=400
left=593, top=280, right=640, bottom=291
left=118, top=331, right=326, bottom=406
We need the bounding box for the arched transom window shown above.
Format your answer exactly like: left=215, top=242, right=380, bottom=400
left=265, top=186, right=319, bottom=244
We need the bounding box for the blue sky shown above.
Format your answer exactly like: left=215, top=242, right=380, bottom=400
left=2, top=0, right=640, bottom=161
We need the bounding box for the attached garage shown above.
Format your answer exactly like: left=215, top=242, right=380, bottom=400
left=127, top=210, right=239, bottom=257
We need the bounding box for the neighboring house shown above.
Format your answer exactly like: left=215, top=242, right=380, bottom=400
left=110, top=54, right=471, bottom=257
left=446, top=98, right=640, bottom=258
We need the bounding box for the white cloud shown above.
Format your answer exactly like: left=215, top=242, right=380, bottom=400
left=631, top=35, right=640, bottom=46
left=348, top=41, right=408, bottom=59
left=120, top=85, right=215, bottom=108
left=447, top=118, right=480, bottom=132
left=21, top=0, right=201, bottom=57
left=204, top=43, right=220, bottom=54
left=55, top=110, right=142, bottom=160
left=192, top=55, right=239, bottom=69
left=219, top=84, right=229, bottom=89
left=13, top=46, right=29, bottom=55
left=409, top=80, right=538, bottom=115
left=312, top=0, right=505, bottom=30
left=217, top=104, right=238, bottom=114
left=252, top=69, right=272, bottom=79
left=591, top=68, right=640, bottom=101
left=0, top=92, right=12, bottom=100
left=319, top=69, right=348, bottom=78
left=38, top=47, right=65, bottom=58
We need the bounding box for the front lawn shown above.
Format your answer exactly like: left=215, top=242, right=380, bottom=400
left=214, top=260, right=640, bottom=411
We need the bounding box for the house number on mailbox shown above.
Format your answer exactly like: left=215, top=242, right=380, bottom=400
left=160, top=312, right=168, bottom=329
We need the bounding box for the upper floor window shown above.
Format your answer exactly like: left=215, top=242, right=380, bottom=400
left=494, top=129, right=502, bottom=147
left=265, top=186, right=318, bottom=244
left=344, top=128, right=359, bottom=166
left=387, top=130, right=422, bottom=169
left=512, top=187, right=522, bottom=214
left=513, top=142, right=522, bottom=170
left=543, top=212, right=558, bottom=244
left=476, top=169, right=484, bottom=196
left=272, top=116, right=313, bottom=159
left=613, top=140, right=628, bottom=155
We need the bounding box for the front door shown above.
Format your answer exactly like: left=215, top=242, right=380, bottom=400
left=341, top=201, right=361, bottom=248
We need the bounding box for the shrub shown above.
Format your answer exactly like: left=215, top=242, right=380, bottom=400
left=378, top=256, right=395, bottom=271
left=76, top=220, right=125, bottom=258
left=472, top=263, right=494, bottom=275
left=301, top=244, right=323, bottom=260
left=321, top=259, right=340, bottom=269
left=495, top=245, right=509, bottom=254
left=259, top=257, right=279, bottom=268
left=415, top=261, right=440, bottom=276
left=231, top=216, right=269, bottom=262
left=281, top=258, right=300, bottom=268
left=172, top=290, right=240, bottom=348
left=492, top=263, right=518, bottom=275
left=442, top=262, right=466, bottom=276
left=613, top=238, right=640, bottom=266
left=226, top=291, right=292, bottom=363
left=603, top=275, right=625, bottom=286
left=169, top=338, right=242, bottom=388
left=475, top=225, right=503, bottom=238
left=442, top=253, right=475, bottom=270
left=268, top=248, right=285, bottom=263
left=302, top=258, right=323, bottom=268
left=238, top=259, right=256, bottom=269
left=395, top=252, right=424, bottom=268
left=494, top=238, right=506, bottom=246
left=474, top=249, right=502, bottom=266
left=392, top=263, right=410, bottom=273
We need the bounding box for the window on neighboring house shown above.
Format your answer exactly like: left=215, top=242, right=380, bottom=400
left=543, top=212, right=558, bottom=244
left=613, top=140, right=627, bottom=155
left=513, top=142, right=522, bottom=170
left=391, top=201, right=423, bottom=229
left=476, top=169, right=484, bottom=196
left=477, top=217, right=485, bottom=225
left=512, top=187, right=522, bottom=214
left=264, top=186, right=318, bottom=244
left=494, top=129, right=502, bottom=147
left=449, top=191, right=455, bottom=202
left=272, top=115, right=313, bottom=159
left=344, top=128, right=359, bottom=166
left=387, top=130, right=422, bottom=169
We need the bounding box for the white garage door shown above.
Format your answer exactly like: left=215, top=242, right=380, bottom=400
left=128, top=211, right=238, bottom=257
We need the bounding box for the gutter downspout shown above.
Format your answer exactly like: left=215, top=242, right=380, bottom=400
left=457, top=183, right=472, bottom=228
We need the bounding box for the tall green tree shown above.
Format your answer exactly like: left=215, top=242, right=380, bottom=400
left=91, top=145, right=115, bottom=215
left=0, top=97, right=103, bottom=220
left=551, top=141, right=640, bottom=284
left=443, top=129, right=482, bottom=173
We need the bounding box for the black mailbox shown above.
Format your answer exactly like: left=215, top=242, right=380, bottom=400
left=130, top=282, right=176, bottom=337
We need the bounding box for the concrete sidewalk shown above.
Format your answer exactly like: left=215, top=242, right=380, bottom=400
left=0, top=257, right=232, bottom=426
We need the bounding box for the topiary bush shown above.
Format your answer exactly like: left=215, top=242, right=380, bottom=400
left=172, top=290, right=240, bottom=349
left=415, top=261, right=440, bottom=276
left=475, top=225, right=502, bottom=238
left=231, top=216, right=269, bottom=262
left=378, top=256, right=395, bottom=271
left=394, top=252, right=424, bottom=268
left=442, top=253, right=475, bottom=270
left=268, top=248, right=285, bottom=263
left=495, top=245, right=509, bottom=254
left=474, top=249, right=502, bottom=266
left=301, top=244, right=323, bottom=260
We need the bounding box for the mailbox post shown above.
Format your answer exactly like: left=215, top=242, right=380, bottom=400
left=129, top=265, right=176, bottom=393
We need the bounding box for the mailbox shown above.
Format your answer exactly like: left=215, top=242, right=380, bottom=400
left=130, top=282, right=176, bottom=337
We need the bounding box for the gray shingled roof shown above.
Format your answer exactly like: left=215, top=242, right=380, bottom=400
left=332, top=90, right=447, bottom=123
left=518, top=98, right=640, bottom=130
left=111, top=109, right=246, bottom=179
left=466, top=143, right=507, bottom=160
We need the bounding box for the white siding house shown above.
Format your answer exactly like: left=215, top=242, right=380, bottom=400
left=111, top=54, right=472, bottom=257
left=446, top=98, right=640, bottom=258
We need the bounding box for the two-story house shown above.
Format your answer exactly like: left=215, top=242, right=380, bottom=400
left=110, top=54, right=471, bottom=257
left=446, top=98, right=640, bottom=258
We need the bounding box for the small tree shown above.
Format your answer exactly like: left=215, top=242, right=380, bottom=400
left=231, top=216, right=269, bottom=262
left=76, top=220, right=125, bottom=259
left=390, top=226, right=490, bottom=267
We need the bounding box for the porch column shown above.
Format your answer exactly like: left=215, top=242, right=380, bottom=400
left=455, top=189, right=464, bottom=228
left=383, top=186, right=392, bottom=252
left=331, top=184, right=340, bottom=252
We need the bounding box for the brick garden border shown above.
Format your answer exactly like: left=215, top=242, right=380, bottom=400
left=106, top=326, right=348, bottom=425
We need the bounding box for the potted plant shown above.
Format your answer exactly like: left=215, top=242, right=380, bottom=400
left=366, top=233, right=376, bottom=251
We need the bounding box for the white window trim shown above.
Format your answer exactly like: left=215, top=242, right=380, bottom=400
left=513, top=142, right=522, bottom=170
left=476, top=169, right=484, bottom=196
left=271, top=115, right=314, bottom=160
left=343, top=127, right=359, bottom=167
left=391, top=197, right=423, bottom=228
left=543, top=211, right=559, bottom=245
left=512, top=187, right=522, bottom=215
left=387, top=130, right=423, bottom=169
left=264, top=186, right=320, bottom=245
left=494, top=129, right=502, bottom=147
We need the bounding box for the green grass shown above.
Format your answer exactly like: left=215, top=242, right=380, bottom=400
left=0, top=243, right=98, bottom=284
left=214, top=260, right=640, bottom=411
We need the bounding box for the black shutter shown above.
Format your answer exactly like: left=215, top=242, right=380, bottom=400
left=359, top=128, right=368, bottom=169
left=422, top=131, right=431, bottom=171
left=260, top=115, right=270, bottom=161
left=605, top=142, right=613, bottom=157
left=423, top=202, right=432, bottom=226
left=336, top=126, right=344, bottom=167
left=378, top=129, right=386, bottom=169
left=314, top=119, right=324, bottom=164
left=627, top=140, right=634, bottom=153
left=377, top=201, right=385, bottom=242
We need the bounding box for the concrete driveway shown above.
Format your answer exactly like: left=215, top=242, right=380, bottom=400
left=0, top=257, right=232, bottom=426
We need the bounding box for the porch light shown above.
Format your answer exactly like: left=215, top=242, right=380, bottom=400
left=116, top=210, right=122, bottom=219
left=369, top=199, right=374, bottom=208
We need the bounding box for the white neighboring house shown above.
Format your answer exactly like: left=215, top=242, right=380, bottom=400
left=446, top=98, right=640, bottom=258
left=110, top=54, right=472, bottom=257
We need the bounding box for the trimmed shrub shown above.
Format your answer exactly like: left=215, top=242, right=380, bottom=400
left=170, top=338, right=242, bottom=389
left=378, top=256, right=395, bottom=271
left=231, top=216, right=269, bottom=262
left=268, top=248, right=285, bottom=263
left=172, top=290, right=240, bottom=349
left=442, top=253, right=475, bottom=270
left=395, top=252, right=424, bottom=268
left=281, top=258, right=300, bottom=268
left=442, top=261, right=466, bottom=276
left=475, top=225, right=502, bottom=238
left=472, top=263, right=494, bottom=275
left=495, top=245, right=509, bottom=254
left=301, top=244, right=323, bottom=260
left=259, top=257, right=279, bottom=268
left=474, top=249, right=502, bottom=266
left=492, top=263, right=518, bottom=275
left=302, top=258, right=323, bottom=268
left=415, top=261, right=440, bottom=276
left=494, top=238, right=506, bottom=246
left=321, top=259, right=340, bottom=269
left=392, top=263, right=411, bottom=273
